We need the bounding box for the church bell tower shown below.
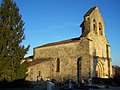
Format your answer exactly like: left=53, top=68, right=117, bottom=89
left=80, top=6, right=112, bottom=79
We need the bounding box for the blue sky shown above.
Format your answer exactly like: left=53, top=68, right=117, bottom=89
left=0, top=0, right=120, bottom=66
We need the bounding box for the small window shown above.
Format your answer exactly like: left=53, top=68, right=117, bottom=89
left=38, top=71, right=41, bottom=77
left=93, top=24, right=96, bottom=30
left=99, top=22, right=103, bottom=35
left=93, top=19, right=97, bottom=34
left=56, top=58, right=60, bottom=72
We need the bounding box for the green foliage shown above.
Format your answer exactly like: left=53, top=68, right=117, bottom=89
left=0, top=0, right=30, bottom=82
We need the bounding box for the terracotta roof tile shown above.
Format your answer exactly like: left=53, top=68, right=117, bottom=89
left=28, top=58, right=50, bottom=66
left=34, top=37, right=80, bottom=49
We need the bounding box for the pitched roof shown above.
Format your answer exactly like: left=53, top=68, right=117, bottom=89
left=34, top=37, right=80, bottom=49
left=25, top=55, right=33, bottom=59
left=84, top=6, right=97, bottom=17
left=28, top=58, right=50, bottom=66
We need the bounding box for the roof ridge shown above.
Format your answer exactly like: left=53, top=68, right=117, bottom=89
left=34, top=37, right=80, bottom=49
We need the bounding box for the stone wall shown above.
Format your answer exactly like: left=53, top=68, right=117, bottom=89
left=31, top=37, right=91, bottom=82
left=26, top=59, right=51, bottom=81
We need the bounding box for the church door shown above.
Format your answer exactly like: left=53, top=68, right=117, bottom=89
left=96, top=60, right=103, bottom=78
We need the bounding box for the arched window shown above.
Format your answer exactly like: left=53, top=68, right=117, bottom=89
left=56, top=58, right=60, bottom=72
left=99, top=22, right=103, bottom=35
left=38, top=71, right=41, bottom=77
left=93, top=19, right=97, bottom=34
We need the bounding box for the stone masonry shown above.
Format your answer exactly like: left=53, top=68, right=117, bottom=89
left=26, top=6, right=113, bottom=82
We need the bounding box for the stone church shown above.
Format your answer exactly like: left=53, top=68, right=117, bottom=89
left=26, top=6, right=113, bottom=82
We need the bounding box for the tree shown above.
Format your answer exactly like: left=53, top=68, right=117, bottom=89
left=0, top=0, right=30, bottom=82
